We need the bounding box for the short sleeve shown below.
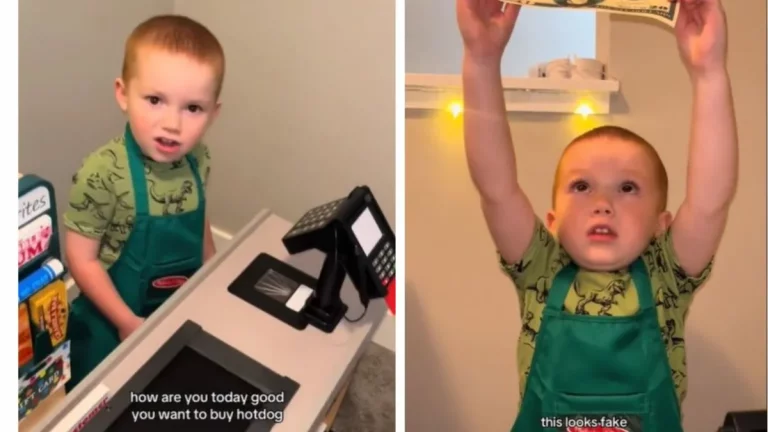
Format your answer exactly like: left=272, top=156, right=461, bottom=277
left=645, top=229, right=712, bottom=310
left=63, top=154, right=117, bottom=239
left=498, top=218, right=570, bottom=296
left=192, top=143, right=212, bottom=187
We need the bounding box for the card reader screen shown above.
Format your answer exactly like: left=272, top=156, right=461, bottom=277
left=351, top=207, right=382, bottom=256
left=106, top=347, right=263, bottom=431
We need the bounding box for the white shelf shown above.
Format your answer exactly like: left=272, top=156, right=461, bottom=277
left=405, top=73, right=620, bottom=115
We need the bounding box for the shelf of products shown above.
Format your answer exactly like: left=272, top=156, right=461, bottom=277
left=18, top=174, right=72, bottom=423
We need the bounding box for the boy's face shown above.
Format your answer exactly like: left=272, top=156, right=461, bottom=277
left=115, top=46, right=220, bottom=163
left=546, top=137, right=672, bottom=271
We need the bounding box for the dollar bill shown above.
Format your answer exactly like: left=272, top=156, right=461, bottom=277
left=500, top=0, right=680, bottom=27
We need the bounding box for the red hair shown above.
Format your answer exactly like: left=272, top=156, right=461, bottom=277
left=122, top=15, right=225, bottom=98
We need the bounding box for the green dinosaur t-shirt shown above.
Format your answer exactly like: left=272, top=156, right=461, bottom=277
left=63, top=134, right=211, bottom=269
left=500, top=219, right=712, bottom=408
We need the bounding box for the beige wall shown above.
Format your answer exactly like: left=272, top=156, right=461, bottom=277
left=21, top=0, right=395, bottom=235
left=405, top=3, right=766, bottom=432
left=173, top=0, right=395, bottom=233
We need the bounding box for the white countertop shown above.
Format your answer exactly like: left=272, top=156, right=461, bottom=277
left=34, top=210, right=387, bottom=432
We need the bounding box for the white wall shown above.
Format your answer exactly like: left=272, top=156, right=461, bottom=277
left=406, top=2, right=596, bottom=76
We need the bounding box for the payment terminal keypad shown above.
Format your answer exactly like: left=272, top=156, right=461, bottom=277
left=284, top=197, right=345, bottom=239
left=371, top=241, right=395, bottom=287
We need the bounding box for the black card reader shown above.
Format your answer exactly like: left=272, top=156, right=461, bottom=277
left=228, top=185, right=395, bottom=333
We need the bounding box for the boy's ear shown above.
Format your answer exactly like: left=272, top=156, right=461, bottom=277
left=656, top=210, right=673, bottom=236
left=114, top=78, right=128, bottom=112
left=546, top=210, right=557, bottom=232
left=204, top=102, right=222, bottom=129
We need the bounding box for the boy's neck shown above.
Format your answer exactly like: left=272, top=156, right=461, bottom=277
left=581, top=266, right=630, bottom=274
left=140, top=152, right=185, bottom=165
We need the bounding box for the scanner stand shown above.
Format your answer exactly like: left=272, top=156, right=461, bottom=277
left=227, top=250, right=353, bottom=334
left=302, top=251, right=349, bottom=333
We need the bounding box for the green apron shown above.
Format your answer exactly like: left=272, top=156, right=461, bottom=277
left=511, top=259, right=682, bottom=432
left=65, top=124, right=206, bottom=392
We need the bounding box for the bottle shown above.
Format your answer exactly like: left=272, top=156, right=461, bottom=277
left=19, top=259, right=64, bottom=302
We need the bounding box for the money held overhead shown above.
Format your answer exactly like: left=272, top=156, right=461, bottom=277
left=501, top=0, right=680, bottom=27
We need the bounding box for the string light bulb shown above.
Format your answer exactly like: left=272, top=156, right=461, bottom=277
left=574, top=102, right=594, bottom=119
left=447, top=101, right=463, bottom=118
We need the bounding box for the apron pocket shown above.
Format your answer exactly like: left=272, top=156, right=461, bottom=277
left=151, top=256, right=198, bottom=270
left=554, top=392, right=648, bottom=414
left=546, top=393, right=648, bottom=432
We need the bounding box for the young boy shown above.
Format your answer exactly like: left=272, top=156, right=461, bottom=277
left=457, top=0, right=736, bottom=430
left=63, top=15, right=224, bottom=391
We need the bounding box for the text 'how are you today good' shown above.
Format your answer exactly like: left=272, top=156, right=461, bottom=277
left=129, top=391, right=286, bottom=423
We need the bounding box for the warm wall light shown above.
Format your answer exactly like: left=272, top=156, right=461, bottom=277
left=447, top=101, right=463, bottom=118
left=574, top=102, right=594, bottom=118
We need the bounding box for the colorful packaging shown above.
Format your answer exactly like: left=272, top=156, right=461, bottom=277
left=29, top=280, right=68, bottom=347
left=18, top=341, right=70, bottom=420
left=18, top=214, right=53, bottom=269
left=19, top=258, right=64, bottom=302
left=18, top=303, right=34, bottom=367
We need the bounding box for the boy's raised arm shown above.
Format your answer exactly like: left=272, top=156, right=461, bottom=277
left=458, top=0, right=536, bottom=264
left=669, top=0, right=738, bottom=277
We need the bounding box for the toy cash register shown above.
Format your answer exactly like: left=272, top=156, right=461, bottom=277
left=228, top=185, right=395, bottom=333
left=18, top=174, right=72, bottom=422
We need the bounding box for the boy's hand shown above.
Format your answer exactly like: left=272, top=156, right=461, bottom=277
left=457, top=0, right=521, bottom=65
left=118, top=314, right=145, bottom=341
left=672, top=0, right=727, bottom=78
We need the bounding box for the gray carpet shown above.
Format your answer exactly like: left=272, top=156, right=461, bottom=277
left=332, top=342, right=395, bottom=432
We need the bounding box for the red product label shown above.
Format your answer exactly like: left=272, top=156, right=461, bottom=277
left=72, top=396, right=110, bottom=432
left=18, top=216, right=52, bottom=268
left=151, top=276, right=188, bottom=289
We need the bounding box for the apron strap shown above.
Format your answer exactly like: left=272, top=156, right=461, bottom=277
left=629, top=258, right=654, bottom=311
left=124, top=123, right=149, bottom=217
left=186, top=152, right=206, bottom=206
left=544, top=258, right=654, bottom=313
left=544, top=261, right=578, bottom=313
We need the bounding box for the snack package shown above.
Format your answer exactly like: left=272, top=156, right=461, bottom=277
left=29, top=280, right=68, bottom=347
left=18, top=303, right=34, bottom=367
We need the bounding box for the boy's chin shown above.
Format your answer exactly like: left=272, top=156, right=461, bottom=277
left=571, top=250, right=635, bottom=272
left=141, top=146, right=186, bottom=163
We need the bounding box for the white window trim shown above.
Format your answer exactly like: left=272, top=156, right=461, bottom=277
left=405, top=13, right=619, bottom=115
